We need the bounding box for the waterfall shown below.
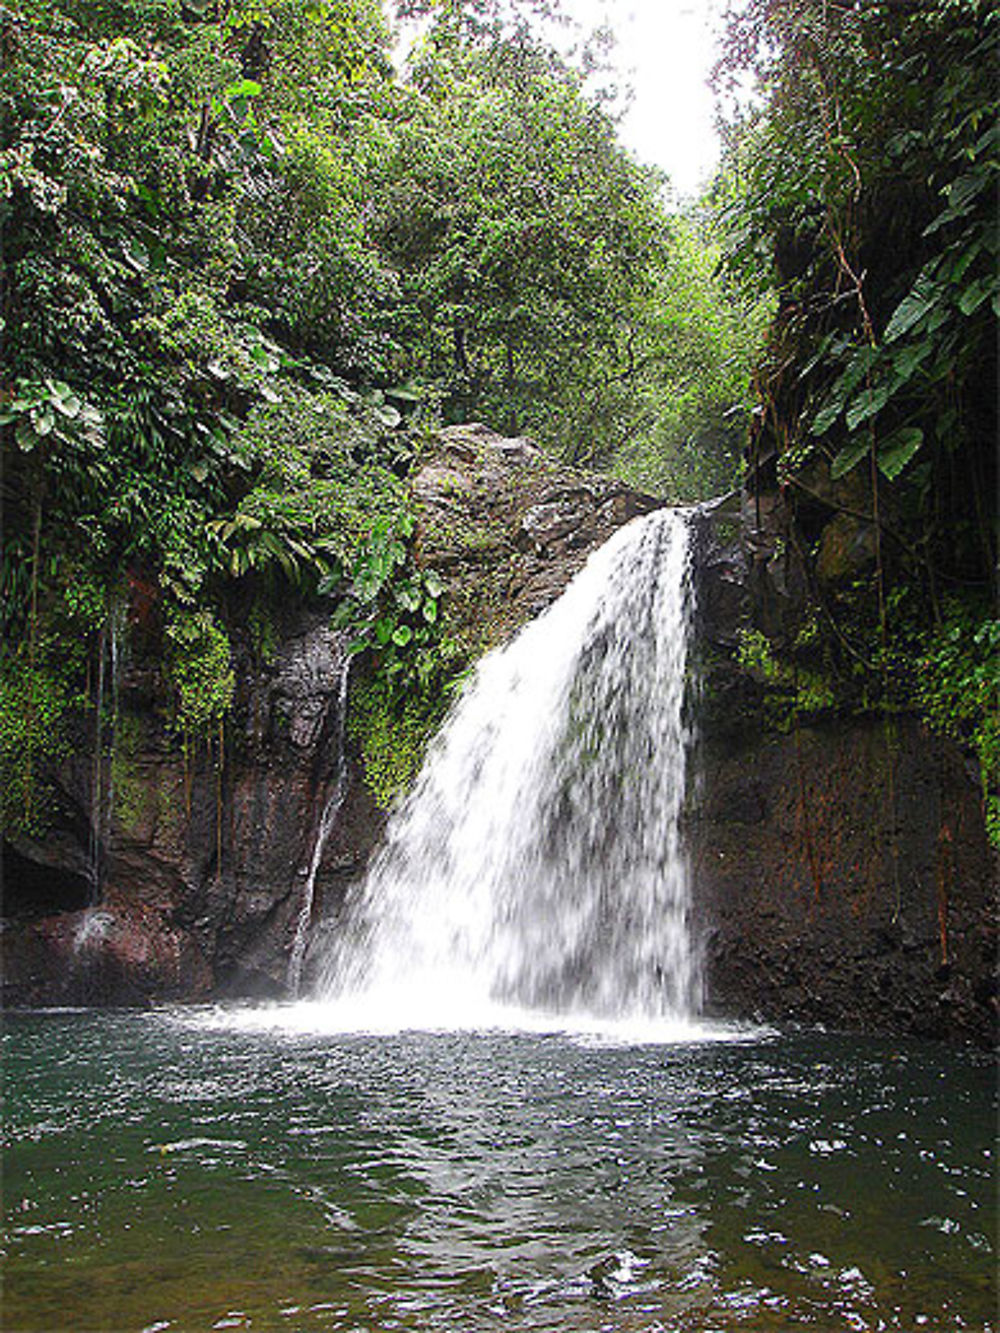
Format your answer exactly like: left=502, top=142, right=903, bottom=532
left=104, top=601, right=124, bottom=859
left=316, top=507, right=700, bottom=1025
left=87, top=622, right=107, bottom=901
left=86, top=601, right=126, bottom=904
left=287, top=654, right=352, bottom=996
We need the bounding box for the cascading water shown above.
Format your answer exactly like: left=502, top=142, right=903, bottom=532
left=86, top=621, right=108, bottom=900
left=287, top=653, right=353, bottom=996
left=316, top=507, right=700, bottom=1026
left=86, top=601, right=126, bottom=904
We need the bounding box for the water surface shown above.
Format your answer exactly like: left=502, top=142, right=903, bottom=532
left=3, top=1008, right=995, bottom=1332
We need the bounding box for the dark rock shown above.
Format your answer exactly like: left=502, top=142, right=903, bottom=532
left=690, top=716, right=997, bottom=1047
left=3, top=424, right=657, bottom=1009
left=815, top=511, right=878, bottom=586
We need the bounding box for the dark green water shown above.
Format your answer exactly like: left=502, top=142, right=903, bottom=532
left=2, top=1008, right=996, bottom=1332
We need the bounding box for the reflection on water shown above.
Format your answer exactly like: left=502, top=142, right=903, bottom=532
left=2, top=1008, right=996, bottom=1332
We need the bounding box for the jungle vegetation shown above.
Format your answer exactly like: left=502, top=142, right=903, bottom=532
left=0, top=0, right=995, bottom=831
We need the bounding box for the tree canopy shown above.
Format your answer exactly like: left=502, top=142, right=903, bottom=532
left=1, top=0, right=994, bottom=836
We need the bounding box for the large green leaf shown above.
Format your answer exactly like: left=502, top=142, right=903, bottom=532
left=14, top=419, right=38, bottom=453
left=958, top=277, right=995, bottom=316
left=924, top=171, right=991, bottom=236
left=845, top=381, right=891, bottom=432
left=830, top=435, right=870, bottom=480
left=883, top=275, right=940, bottom=343
left=877, top=428, right=924, bottom=481
left=889, top=339, right=933, bottom=384
left=811, top=346, right=876, bottom=436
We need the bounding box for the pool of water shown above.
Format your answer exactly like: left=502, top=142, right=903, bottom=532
left=2, top=1007, right=995, bottom=1331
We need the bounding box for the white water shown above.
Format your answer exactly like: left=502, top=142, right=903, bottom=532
left=312, top=508, right=701, bottom=1033
left=87, top=622, right=107, bottom=900
left=287, top=654, right=352, bottom=996
left=86, top=602, right=125, bottom=905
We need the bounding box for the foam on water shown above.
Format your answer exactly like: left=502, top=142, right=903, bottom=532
left=177, top=997, right=761, bottom=1047
left=311, top=508, right=703, bottom=1030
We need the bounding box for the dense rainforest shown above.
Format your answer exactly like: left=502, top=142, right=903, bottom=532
left=1, top=0, right=996, bottom=845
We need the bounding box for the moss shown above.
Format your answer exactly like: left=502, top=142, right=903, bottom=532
left=110, top=713, right=146, bottom=835
left=916, top=609, right=999, bottom=847
left=348, top=674, right=456, bottom=810
left=164, top=609, right=235, bottom=750
left=731, top=628, right=838, bottom=733
left=737, top=627, right=781, bottom=681
left=155, top=771, right=187, bottom=841
left=246, top=598, right=279, bottom=666
left=416, top=507, right=509, bottom=558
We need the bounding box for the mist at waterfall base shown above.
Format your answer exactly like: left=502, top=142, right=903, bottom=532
left=4, top=512, right=996, bottom=1331
left=301, top=506, right=704, bottom=1039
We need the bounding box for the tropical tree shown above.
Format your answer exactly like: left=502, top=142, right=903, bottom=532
left=715, top=0, right=998, bottom=595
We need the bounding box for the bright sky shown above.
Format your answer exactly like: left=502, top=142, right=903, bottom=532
left=392, top=1, right=729, bottom=200
left=558, top=0, right=728, bottom=198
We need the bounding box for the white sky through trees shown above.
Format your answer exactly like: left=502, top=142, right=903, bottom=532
left=559, top=0, right=726, bottom=197
left=391, top=1, right=728, bottom=199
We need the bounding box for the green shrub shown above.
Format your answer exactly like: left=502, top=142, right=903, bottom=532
left=917, top=611, right=999, bottom=845
left=164, top=610, right=235, bottom=750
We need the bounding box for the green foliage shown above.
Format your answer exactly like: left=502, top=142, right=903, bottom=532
left=0, top=0, right=778, bottom=822
left=164, top=610, right=235, bottom=745
left=714, top=0, right=997, bottom=820
left=807, top=26, right=998, bottom=486
left=0, top=646, right=78, bottom=836
left=736, top=626, right=836, bottom=725
left=348, top=671, right=458, bottom=809
left=3, top=0, right=752, bottom=661
left=916, top=609, right=999, bottom=846
left=0, top=377, right=105, bottom=455
left=736, top=628, right=780, bottom=681
left=612, top=214, right=771, bottom=499
left=207, top=391, right=408, bottom=591
left=246, top=599, right=280, bottom=666
left=718, top=0, right=997, bottom=589
left=368, top=17, right=671, bottom=452
left=333, top=513, right=452, bottom=690
left=1, top=0, right=401, bottom=632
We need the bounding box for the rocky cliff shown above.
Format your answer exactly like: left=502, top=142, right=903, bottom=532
left=690, top=499, right=997, bottom=1046
left=1, top=424, right=658, bottom=1007
left=2, top=425, right=995, bottom=1044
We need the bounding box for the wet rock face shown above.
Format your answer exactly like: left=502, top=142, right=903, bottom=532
left=687, top=504, right=997, bottom=1048
left=1, top=612, right=382, bottom=1007
left=689, top=718, right=997, bottom=1046
left=2, top=425, right=658, bottom=1008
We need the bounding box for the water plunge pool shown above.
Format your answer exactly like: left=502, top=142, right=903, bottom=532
left=3, top=1007, right=995, bottom=1331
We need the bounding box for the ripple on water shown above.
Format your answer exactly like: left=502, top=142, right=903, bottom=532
left=2, top=1011, right=995, bottom=1333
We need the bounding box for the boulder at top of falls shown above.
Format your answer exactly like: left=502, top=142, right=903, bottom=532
left=411, top=423, right=661, bottom=649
